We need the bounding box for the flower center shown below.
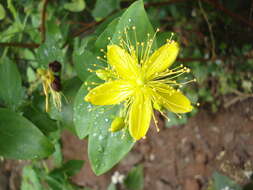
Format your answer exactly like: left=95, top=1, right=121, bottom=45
left=136, top=77, right=145, bottom=87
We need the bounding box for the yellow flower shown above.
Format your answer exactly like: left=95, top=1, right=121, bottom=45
left=85, top=29, right=193, bottom=140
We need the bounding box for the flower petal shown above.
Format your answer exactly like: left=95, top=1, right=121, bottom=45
left=85, top=80, right=133, bottom=105
left=144, top=41, right=179, bottom=80
left=107, top=45, right=140, bottom=80
left=129, top=93, right=152, bottom=140
left=152, top=83, right=193, bottom=113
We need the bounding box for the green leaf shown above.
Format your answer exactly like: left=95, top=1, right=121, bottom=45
left=165, top=112, right=188, bottom=128
left=27, top=67, right=36, bottom=82
left=95, top=18, right=119, bottom=49
left=156, top=32, right=178, bottom=47
left=0, top=57, right=23, bottom=110
left=242, top=80, right=252, bottom=93
left=0, top=3, right=6, bottom=20
left=74, top=75, right=101, bottom=139
left=73, top=35, right=97, bottom=55
left=22, top=106, right=58, bottom=135
left=46, top=20, right=65, bottom=42
left=112, top=0, right=156, bottom=52
left=36, top=42, right=65, bottom=67
left=88, top=105, right=134, bottom=175
left=107, top=183, right=117, bottom=190
left=192, top=63, right=209, bottom=84
left=49, top=77, right=82, bottom=133
left=94, top=10, right=123, bottom=36
left=51, top=160, right=84, bottom=177
left=212, top=172, right=242, bottom=190
left=7, top=0, right=18, bottom=20
left=45, top=175, right=74, bottom=190
left=124, top=165, right=144, bottom=190
left=92, top=0, right=120, bottom=20
left=21, top=165, right=43, bottom=190
left=0, top=108, right=54, bottom=159
left=52, top=142, right=63, bottom=167
left=36, top=20, right=66, bottom=66
left=64, top=0, right=86, bottom=12
left=73, top=50, right=99, bottom=81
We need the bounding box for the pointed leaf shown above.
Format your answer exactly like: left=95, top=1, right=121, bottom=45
left=49, top=77, right=82, bottom=133
left=88, top=105, right=134, bottom=175
left=74, top=74, right=102, bottom=139
left=0, top=57, right=23, bottom=110
left=0, top=108, right=54, bottom=159
left=212, top=172, right=242, bottom=190
left=112, top=0, right=156, bottom=51
left=73, top=50, right=99, bottom=81
left=92, top=0, right=120, bottom=20
left=124, top=165, right=144, bottom=190
left=23, top=106, right=58, bottom=135
left=64, top=0, right=86, bottom=12
left=0, top=3, right=6, bottom=20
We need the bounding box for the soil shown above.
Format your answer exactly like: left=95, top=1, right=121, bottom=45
left=1, top=97, right=253, bottom=190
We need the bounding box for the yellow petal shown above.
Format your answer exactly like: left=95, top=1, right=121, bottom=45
left=107, top=45, right=140, bottom=80
left=152, top=83, right=193, bottom=113
left=144, top=41, right=179, bottom=80
left=85, top=80, right=133, bottom=105
left=129, top=93, right=152, bottom=140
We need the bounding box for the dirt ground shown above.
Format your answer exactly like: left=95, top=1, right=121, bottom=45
left=1, top=97, right=253, bottom=190
left=62, top=97, right=253, bottom=190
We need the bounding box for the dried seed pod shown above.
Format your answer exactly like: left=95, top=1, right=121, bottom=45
left=49, top=61, right=61, bottom=72
left=51, top=76, right=62, bottom=92
left=54, top=75, right=60, bottom=82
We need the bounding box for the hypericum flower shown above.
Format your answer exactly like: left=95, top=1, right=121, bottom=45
left=85, top=27, right=194, bottom=140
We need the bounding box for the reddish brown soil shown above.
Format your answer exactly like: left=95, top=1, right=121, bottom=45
left=1, top=98, right=253, bottom=190
left=62, top=98, right=253, bottom=190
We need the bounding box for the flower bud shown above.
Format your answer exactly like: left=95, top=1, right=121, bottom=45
left=109, top=117, right=125, bottom=132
